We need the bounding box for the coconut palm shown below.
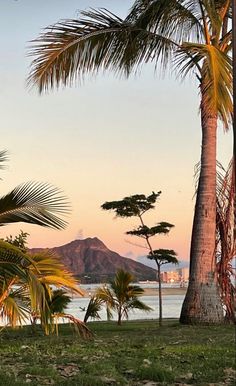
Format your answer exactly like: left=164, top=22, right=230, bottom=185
left=96, top=269, right=152, bottom=325
left=28, top=1, right=233, bottom=324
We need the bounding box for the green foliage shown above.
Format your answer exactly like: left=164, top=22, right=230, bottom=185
left=216, top=159, right=236, bottom=322
left=148, top=249, right=179, bottom=266
left=101, top=192, right=177, bottom=326
left=0, top=151, right=89, bottom=337
left=84, top=296, right=103, bottom=323
left=96, top=269, right=152, bottom=324
left=101, top=192, right=161, bottom=217
left=137, top=364, right=174, bottom=382
left=0, top=181, right=70, bottom=230
left=28, top=2, right=232, bottom=126
left=47, top=289, right=71, bottom=315
left=127, top=222, right=174, bottom=237
left=5, top=230, right=29, bottom=252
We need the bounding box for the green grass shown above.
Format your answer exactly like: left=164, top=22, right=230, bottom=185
left=0, top=320, right=235, bottom=385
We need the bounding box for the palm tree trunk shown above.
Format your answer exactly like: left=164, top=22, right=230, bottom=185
left=118, top=309, right=122, bottom=325
left=157, top=265, right=163, bottom=327
left=180, top=89, right=224, bottom=324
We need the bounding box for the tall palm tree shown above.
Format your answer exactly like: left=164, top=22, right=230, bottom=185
left=28, top=1, right=233, bottom=323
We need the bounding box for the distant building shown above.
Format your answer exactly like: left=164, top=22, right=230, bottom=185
left=161, top=267, right=189, bottom=284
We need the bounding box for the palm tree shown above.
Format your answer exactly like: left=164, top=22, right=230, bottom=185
left=0, top=247, right=85, bottom=332
left=28, top=1, right=233, bottom=323
left=43, top=289, right=93, bottom=339
left=0, top=240, right=32, bottom=327
left=0, top=151, right=81, bottom=332
left=83, top=296, right=103, bottom=323
left=148, top=249, right=178, bottom=326
left=96, top=269, right=152, bottom=325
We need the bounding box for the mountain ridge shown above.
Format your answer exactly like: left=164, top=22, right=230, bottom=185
left=30, top=237, right=158, bottom=283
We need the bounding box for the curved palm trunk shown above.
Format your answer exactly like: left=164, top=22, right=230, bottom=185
left=118, top=306, right=122, bottom=325
left=180, top=91, right=224, bottom=324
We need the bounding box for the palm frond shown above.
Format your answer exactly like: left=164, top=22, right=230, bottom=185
left=47, top=289, right=71, bottom=314
left=0, top=150, right=8, bottom=170
left=53, top=313, right=93, bottom=339
left=0, top=286, right=30, bottom=327
left=29, top=251, right=83, bottom=295
left=28, top=8, right=177, bottom=92
left=176, top=43, right=232, bottom=127
left=0, top=241, right=32, bottom=285
left=96, top=270, right=151, bottom=324
left=126, top=297, right=153, bottom=313
left=83, top=296, right=102, bottom=323
left=216, top=159, right=235, bottom=321
left=0, top=182, right=70, bottom=229
left=128, top=0, right=203, bottom=42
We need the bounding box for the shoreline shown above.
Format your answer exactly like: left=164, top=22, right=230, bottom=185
left=78, top=287, right=187, bottom=298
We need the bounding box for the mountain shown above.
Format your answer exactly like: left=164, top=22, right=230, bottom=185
left=30, top=237, right=157, bottom=283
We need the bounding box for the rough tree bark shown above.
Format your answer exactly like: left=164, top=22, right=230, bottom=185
left=180, top=87, right=224, bottom=324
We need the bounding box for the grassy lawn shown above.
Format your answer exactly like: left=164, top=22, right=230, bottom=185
left=0, top=320, right=235, bottom=386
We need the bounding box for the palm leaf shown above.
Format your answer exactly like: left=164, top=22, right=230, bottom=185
left=0, top=286, right=30, bottom=327
left=0, top=182, right=70, bottom=229
left=126, top=297, right=153, bottom=313
left=83, top=296, right=102, bottom=323
left=53, top=313, right=93, bottom=339
left=0, top=241, right=33, bottom=285
left=0, top=150, right=8, bottom=170
left=176, top=42, right=232, bottom=127
left=128, top=0, right=203, bottom=42
left=28, top=8, right=177, bottom=92
left=29, top=251, right=83, bottom=295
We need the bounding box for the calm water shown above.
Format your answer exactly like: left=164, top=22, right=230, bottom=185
left=0, top=283, right=185, bottom=325
left=66, top=295, right=184, bottom=321
left=65, top=283, right=185, bottom=321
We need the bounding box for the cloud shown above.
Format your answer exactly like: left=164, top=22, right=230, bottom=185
left=75, top=229, right=84, bottom=240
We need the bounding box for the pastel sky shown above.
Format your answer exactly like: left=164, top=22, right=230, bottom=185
left=0, top=0, right=232, bottom=261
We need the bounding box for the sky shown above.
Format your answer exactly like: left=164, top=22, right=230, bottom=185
left=0, top=0, right=232, bottom=262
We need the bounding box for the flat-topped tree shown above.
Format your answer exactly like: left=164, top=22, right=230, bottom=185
left=101, top=191, right=177, bottom=325
left=148, top=249, right=178, bottom=326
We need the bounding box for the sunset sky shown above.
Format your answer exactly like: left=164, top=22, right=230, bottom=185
left=0, top=0, right=232, bottom=262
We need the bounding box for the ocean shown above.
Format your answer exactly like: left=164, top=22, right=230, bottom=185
left=66, top=283, right=185, bottom=322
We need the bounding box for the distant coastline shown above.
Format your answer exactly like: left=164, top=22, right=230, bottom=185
left=78, top=286, right=187, bottom=298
